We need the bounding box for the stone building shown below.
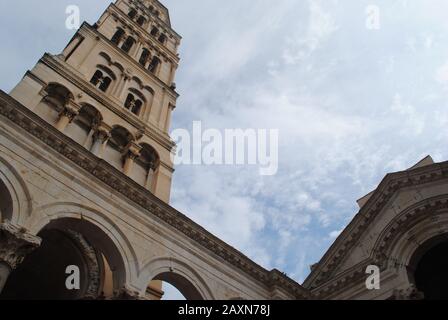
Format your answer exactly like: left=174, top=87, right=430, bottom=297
left=0, top=0, right=308, bottom=300
left=304, top=156, right=448, bottom=300
left=0, top=0, right=446, bottom=300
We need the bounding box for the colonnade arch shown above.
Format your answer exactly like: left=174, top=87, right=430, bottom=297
left=138, top=257, right=215, bottom=300
left=1, top=216, right=129, bottom=300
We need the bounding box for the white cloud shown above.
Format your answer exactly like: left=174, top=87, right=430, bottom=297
left=282, top=0, right=338, bottom=65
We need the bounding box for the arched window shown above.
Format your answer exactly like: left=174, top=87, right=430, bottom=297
left=158, top=34, right=167, bottom=44
left=121, top=36, right=136, bottom=53
left=104, top=126, right=133, bottom=170
left=137, top=16, right=146, bottom=26
left=128, top=9, right=137, bottom=19
left=90, top=70, right=112, bottom=93
left=139, top=48, right=151, bottom=66
left=111, top=28, right=125, bottom=45
left=65, top=104, right=102, bottom=149
left=36, top=83, right=73, bottom=124
left=124, top=93, right=143, bottom=116
left=148, top=57, right=161, bottom=74
left=150, top=27, right=159, bottom=37
left=131, top=144, right=159, bottom=189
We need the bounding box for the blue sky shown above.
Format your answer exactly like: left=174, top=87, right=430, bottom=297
left=2, top=0, right=448, bottom=299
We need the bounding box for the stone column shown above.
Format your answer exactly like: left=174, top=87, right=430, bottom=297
left=0, top=222, right=42, bottom=293
left=55, top=101, right=80, bottom=132
left=113, top=71, right=132, bottom=101
left=119, top=76, right=131, bottom=102
left=145, top=163, right=156, bottom=190
left=91, top=124, right=111, bottom=159
left=123, top=143, right=142, bottom=176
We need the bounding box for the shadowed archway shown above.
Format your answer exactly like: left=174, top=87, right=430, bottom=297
left=410, top=236, right=448, bottom=300
left=1, top=218, right=127, bottom=300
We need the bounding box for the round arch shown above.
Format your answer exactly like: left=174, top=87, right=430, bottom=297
left=371, top=196, right=448, bottom=298
left=28, top=202, right=139, bottom=288
left=138, top=257, right=214, bottom=300
left=0, top=156, right=32, bottom=225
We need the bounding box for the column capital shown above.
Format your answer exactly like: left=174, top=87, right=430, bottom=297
left=0, top=222, right=42, bottom=270
left=93, top=123, right=112, bottom=142
left=126, top=142, right=142, bottom=160
left=60, top=101, right=81, bottom=122
left=111, top=285, right=142, bottom=300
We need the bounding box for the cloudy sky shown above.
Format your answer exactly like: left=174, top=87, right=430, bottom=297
left=2, top=0, right=448, bottom=299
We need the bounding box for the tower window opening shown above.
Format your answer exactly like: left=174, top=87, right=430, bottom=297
left=111, top=28, right=125, bottom=45
left=136, top=144, right=160, bottom=190
left=137, top=16, right=147, bottom=27
left=124, top=94, right=143, bottom=116
left=128, top=9, right=138, bottom=19
left=150, top=27, right=159, bottom=37
left=158, top=34, right=167, bottom=44
left=90, top=70, right=112, bottom=93
left=121, top=36, right=136, bottom=53
left=139, top=49, right=151, bottom=66
left=148, top=57, right=161, bottom=74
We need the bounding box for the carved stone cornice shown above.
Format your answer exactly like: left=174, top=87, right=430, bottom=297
left=0, top=91, right=308, bottom=300
left=0, top=222, right=42, bottom=270
left=304, top=163, right=448, bottom=290
left=373, top=196, right=448, bottom=265
left=269, top=269, right=310, bottom=299
left=310, top=196, right=448, bottom=299
left=310, top=262, right=371, bottom=299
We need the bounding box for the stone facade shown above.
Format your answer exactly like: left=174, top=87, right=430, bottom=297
left=0, top=0, right=309, bottom=300
left=304, top=157, right=448, bottom=300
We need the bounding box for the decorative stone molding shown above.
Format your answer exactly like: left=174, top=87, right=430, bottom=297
left=111, top=285, right=142, bottom=300
left=0, top=222, right=42, bottom=270
left=310, top=197, right=448, bottom=299
left=305, top=164, right=448, bottom=289
left=373, top=197, right=448, bottom=266
left=0, top=91, right=309, bottom=299
left=391, top=284, right=424, bottom=300
left=93, top=123, right=112, bottom=142
left=126, top=141, right=143, bottom=159
left=66, top=230, right=101, bottom=300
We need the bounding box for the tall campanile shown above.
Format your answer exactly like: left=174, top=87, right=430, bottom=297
left=10, top=0, right=181, bottom=203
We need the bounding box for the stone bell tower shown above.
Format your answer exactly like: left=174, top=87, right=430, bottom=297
left=10, top=0, right=181, bottom=203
